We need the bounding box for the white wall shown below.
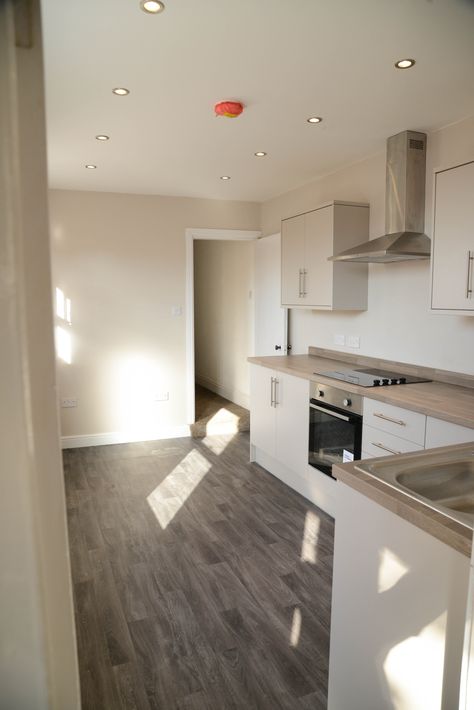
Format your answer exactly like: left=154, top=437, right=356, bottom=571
left=0, top=2, right=80, bottom=707
left=261, top=116, right=474, bottom=375
left=50, top=190, right=260, bottom=441
left=194, top=239, right=255, bottom=408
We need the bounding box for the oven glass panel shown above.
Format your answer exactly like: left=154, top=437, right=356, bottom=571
left=309, top=404, right=362, bottom=478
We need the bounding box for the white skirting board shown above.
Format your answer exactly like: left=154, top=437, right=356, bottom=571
left=195, top=373, right=249, bottom=410
left=61, top=425, right=191, bottom=449
left=252, top=446, right=336, bottom=519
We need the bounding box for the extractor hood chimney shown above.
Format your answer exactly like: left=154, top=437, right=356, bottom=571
left=329, top=130, right=431, bottom=263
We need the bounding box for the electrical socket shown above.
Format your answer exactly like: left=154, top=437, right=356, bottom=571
left=61, top=398, right=78, bottom=408
left=334, top=334, right=345, bottom=346
left=347, top=335, right=360, bottom=349
left=153, top=392, right=169, bottom=402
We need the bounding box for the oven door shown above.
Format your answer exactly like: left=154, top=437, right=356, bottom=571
left=308, top=401, right=362, bottom=478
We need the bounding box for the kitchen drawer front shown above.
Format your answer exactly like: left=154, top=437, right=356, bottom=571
left=362, top=425, right=424, bottom=458
left=363, top=398, right=426, bottom=445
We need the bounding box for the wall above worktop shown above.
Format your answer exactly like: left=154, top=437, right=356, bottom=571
left=261, top=115, right=474, bottom=375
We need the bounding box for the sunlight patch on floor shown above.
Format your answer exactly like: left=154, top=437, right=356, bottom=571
left=147, top=448, right=211, bottom=528
left=290, top=607, right=302, bottom=647
left=201, top=434, right=234, bottom=455
left=204, top=407, right=241, bottom=435
left=383, top=611, right=446, bottom=709
left=301, top=510, right=320, bottom=564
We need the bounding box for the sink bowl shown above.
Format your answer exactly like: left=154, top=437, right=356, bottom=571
left=397, top=460, right=474, bottom=510
left=355, top=444, right=474, bottom=529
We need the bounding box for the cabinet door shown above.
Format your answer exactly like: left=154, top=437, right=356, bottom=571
left=249, top=365, right=276, bottom=455
left=281, top=214, right=305, bottom=305
left=425, top=416, right=474, bottom=448
left=275, top=373, right=309, bottom=475
left=432, top=161, right=474, bottom=312
left=304, top=207, right=333, bottom=307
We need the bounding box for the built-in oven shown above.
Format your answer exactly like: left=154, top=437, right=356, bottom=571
left=309, top=382, right=363, bottom=479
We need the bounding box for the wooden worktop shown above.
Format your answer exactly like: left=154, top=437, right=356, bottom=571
left=248, top=351, right=474, bottom=430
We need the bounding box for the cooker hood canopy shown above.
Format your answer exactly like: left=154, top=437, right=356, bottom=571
left=329, top=130, right=431, bottom=263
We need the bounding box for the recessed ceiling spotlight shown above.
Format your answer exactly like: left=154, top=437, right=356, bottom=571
left=85, top=164, right=97, bottom=169
left=307, top=116, right=322, bottom=124
left=140, top=0, right=165, bottom=13
left=95, top=134, right=109, bottom=141
left=220, top=175, right=231, bottom=180
left=112, top=87, right=130, bottom=96
left=395, top=58, right=415, bottom=69
left=254, top=151, right=267, bottom=157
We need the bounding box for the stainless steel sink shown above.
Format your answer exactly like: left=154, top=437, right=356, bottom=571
left=355, top=443, right=474, bottom=529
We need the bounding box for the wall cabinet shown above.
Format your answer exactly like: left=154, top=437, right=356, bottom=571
left=281, top=201, right=369, bottom=310
left=249, top=364, right=308, bottom=475
left=431, top=160, right=474, bottom=314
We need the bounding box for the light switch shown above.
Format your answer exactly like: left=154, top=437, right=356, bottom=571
left=171, top=305, right=182, bottom=317
left=348, top=335, right=360, bottom=348
left=334, top=334, right=345, bottom=346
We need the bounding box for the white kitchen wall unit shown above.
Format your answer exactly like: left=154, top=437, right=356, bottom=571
left=425, top=416, right=474, bottom=448
left=431, top=160, right=474, bottom=314
left=329, top=481, right=470, bottom=709
left=362, top=398, right=426, bottom=458
left=281, top=201, right=369, bottom=310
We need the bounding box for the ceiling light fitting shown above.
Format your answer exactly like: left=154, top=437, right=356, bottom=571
left=307, top=116, right=322, bottom=124
left=112, top=87, right=130, bottom=96
left=395, top=58, right=415, bottom=69
left=95, top=135, right=109, bottom=141
left=220, top=176, right=231, bottom=180
left=254, top=151, right=267, bottom=157
left=85, top=164, right=97, bottom=169
left=140, top=0, right=165, bottom=13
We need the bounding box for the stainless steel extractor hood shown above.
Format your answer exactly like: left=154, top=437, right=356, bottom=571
left=329, top=130, right=431, bottom=263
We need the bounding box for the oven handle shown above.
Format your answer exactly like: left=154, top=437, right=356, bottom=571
left=310, top=402, right=350, bottom=422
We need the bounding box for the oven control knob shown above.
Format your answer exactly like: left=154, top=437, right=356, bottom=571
left=373, top=379, right=381, bottom=386
left=399, top=377, right=406, bottom=384
left=382, top=378, right=389, bottom=385
left=343, top=398, right=351, bottom=407
left=390, top=378, right=399, bottom=385
left=318, top=390, right=324, bottom=397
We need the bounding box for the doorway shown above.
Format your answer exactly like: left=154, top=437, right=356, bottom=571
left=185, top=228, right=260, bottom=428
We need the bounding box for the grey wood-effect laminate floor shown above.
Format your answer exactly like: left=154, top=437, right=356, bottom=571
left=64, top=432, right=334, bottom=710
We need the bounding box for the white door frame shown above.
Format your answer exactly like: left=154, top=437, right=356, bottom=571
left=185, top=228, right=261, bottom=424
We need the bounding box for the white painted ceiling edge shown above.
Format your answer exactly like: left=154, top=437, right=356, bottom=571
left=41, top=0, right=474, bottom=202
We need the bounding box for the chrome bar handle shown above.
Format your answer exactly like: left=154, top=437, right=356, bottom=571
left=371, top=442, right=402, bottom=455
left=273, top=378, right=279, bottom=407
left=373, top=412, right=406, bottom=427
left=270, top=377, right=275, bottom=407
left=467, top=251, right=474, bottom=298
left=298, top=269, right=303, bottom=298
left=302, top=269, right=307, bottom=297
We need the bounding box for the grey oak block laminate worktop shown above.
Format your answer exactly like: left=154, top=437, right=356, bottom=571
left=248, top=353, right=474, bottom=430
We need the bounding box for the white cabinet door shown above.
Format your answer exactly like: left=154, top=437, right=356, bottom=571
left=425, top=416, right=474, bottom=448
left=249, top=364, right=276, bottom=455
left=304, top=207, right=333, bottom=307
left=281, top=214, right=305, bottom=305
left=275, top=373, right=309, bottom=475
left=431, top=161, right=474, bottom=313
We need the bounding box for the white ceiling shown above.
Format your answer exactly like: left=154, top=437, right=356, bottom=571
left=41, top=0, right=474, bottom=202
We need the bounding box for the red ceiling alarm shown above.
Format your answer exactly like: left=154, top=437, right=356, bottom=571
left=214, top=101, right=244, bottom=118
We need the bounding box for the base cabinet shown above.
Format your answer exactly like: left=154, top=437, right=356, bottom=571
left=328, top=482, right=470, bottom=710
left=249, top=364, right=308, bottom=475
left=425, top=416, right=474, bottom=448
